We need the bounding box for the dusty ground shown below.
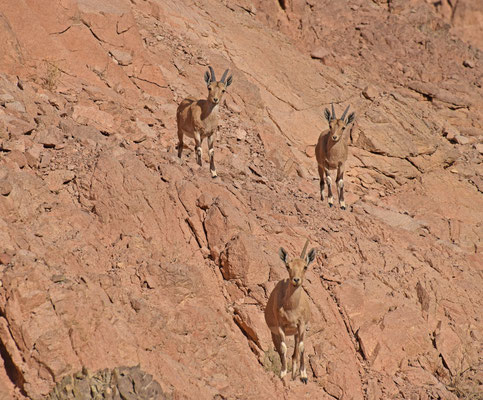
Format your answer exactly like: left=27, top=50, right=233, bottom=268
left=0, top=0, right=482, bottom=399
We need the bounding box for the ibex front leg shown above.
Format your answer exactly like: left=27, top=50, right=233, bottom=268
left=298, top=323, right=308, bottom=384
left=318, top=164, right=325, bottom=201
left=177, top=128, right=184, bottom=158
left=194, top=130, right=202, bottom=166
left=336, top=164, right=346, bottom=210
left=207, top=133, right=217, bottom=178
left=278, top=327, right=288, bottom=379
left=325, top=167, right=334, bottom=207
left=292, top=331, right=300, bottom=381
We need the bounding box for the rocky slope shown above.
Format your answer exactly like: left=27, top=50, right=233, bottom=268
left=0, top=0, right=481, bottom=399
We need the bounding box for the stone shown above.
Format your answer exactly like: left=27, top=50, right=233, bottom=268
left=5, top=101, right=26, bottom=113
left=37, top=126, right=63, bottom=148
left=0, top=179, right=12, bottom=196
left=0, top=253, right=12, bottom=265
left=362, top=85, right=378, bottom=100
left=435, top=322, right=465, bottom=375
left=454, top=134, right=469, bottom=145
left=310, top=46, right=330, bottom=61
left=220, top=232, right=270, bottom=286
left=0, top=93, right=14, bottom=105
left=443, top=125, right=459, bottom=142
left=72, top=105, right=115, bottom=135
left=235, top=128, right=247, bottom=141
left=4, top=117, right=35, bottom=136
left=110, top=49, right=133, bottom=66
left=45, top=170, right=76, bottom=192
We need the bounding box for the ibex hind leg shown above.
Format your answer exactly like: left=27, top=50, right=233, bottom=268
left=272, top=330, right=288, bottom=379
left=194, top=131, right=202, bottom=166
left=177, top=128, right=184, bottom=158
left=318, top=164, right=325, bottom=201
left=208, top=134, right=217, bottom=178
left=292, top=333, right=300, bottom=381
left=298, top=328, right=307, bottom=384
left=325, top=167, right=334, bottom=207
left=336, top=165, right=346, bottom=210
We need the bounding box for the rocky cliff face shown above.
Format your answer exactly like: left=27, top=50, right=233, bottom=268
left=0, top=1, right=481, bottom=399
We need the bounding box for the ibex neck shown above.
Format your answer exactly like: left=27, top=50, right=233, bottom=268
left=202, top=100, right=219, bottom=115
left=283, top=281, right=304, bottom=308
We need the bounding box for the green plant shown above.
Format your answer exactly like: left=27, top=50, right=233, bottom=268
left=41, top=60, right=61, bottom=91
left=447, top=367, right=481, bottom=400
left=263, top=346, right=282, bottom=376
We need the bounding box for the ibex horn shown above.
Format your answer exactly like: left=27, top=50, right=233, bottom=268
left=300, top=239, right=309, bottom=258
left=209, top=66, right=216, bottom=82
left=341, top=105, right=350, bottom=121
left=331, top=103, right=336, bottom=120
left=221, top=69, right=229, bottom=83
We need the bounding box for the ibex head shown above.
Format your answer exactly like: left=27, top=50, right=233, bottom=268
left=278, top=240, right=316, bottom=288
left=324, top=104, right=355, bottom=142
left=204, top=66, right=233, bottom=105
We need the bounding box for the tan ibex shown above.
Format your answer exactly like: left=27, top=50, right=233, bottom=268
left=265, top=240, right=316, bottom=383
left=315, top=104, right=355, bottom=210
left=176, top=66, right=233, bottom=178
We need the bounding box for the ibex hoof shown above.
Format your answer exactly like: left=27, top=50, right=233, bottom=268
left=328, top=203, right=333, bottom=208
left=341, top=205, right=346, bottom=211
left=301, top=377, right=308, bottom=384
left=211, top=171, right=217, bottom=178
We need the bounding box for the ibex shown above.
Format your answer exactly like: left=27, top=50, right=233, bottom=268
left=265, top=240, right=316, bottom=383
left=315, top=104, right=355, bottom=210
left=176, top=66, right=233, bottom=178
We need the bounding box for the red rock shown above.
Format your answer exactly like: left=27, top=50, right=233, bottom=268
left=37, top=126, right=63, bottom=148
left=220, top=232, right=270, bottom=286
left=454, top=134, right=470, bottom=145
left=362, top=85, right=378, bottom=100
left=435, top=321, right=465, bottom=375
left=0, top=0, right=480, bottom=398
left=72, top=105, right=115, bottom=135
left=310, top=46, right=330, bottom=61
left=0, top=253, right=11, bottom=266
left=110, top=49, right=133, bottom=66
left=0, top=93, right=14, bottom=105
left=5, top=150, right=27, bottom=168
left=45, top=170, right=75, bottom=192
left=0, top=179, right=12, bottom=196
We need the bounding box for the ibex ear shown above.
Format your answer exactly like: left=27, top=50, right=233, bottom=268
left=346, top=112, right=355, bottom=125
left=226, top=75, right=233, bottom=87
left=324, top=108, right=331, bottom=122
left=279, top=247, right=288, bottom=264
left=305, top=248, right=316, bottom=267
left=204, top=71, right=211, bottom=86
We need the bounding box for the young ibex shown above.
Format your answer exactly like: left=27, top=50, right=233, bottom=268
left=315, top=104, right=355, bottom=210
left=265, top=240, right=316, bottom=383
left=176, top=66, right=233, bottom=178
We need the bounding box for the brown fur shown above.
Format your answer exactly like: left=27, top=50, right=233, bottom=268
left=264, top=242, right=316, bottom=383
left=176, top=68, right=232, bottom=178
left=315, top=104, right=355, bottom=209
